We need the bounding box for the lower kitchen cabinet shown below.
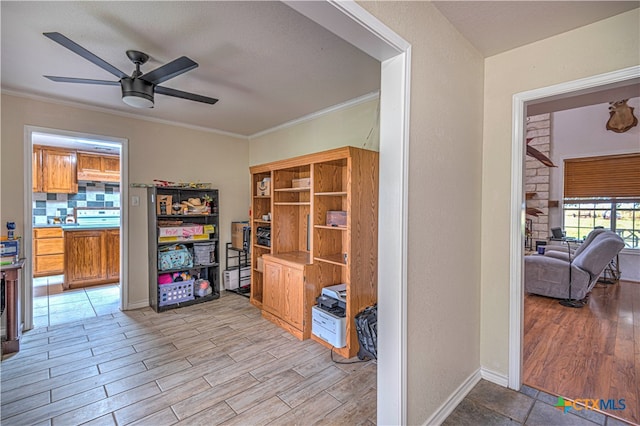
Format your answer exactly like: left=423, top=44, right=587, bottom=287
left=64, top=228, right=119, bottom=289
left=33, top=227, right=64, bottom=277
left=105, top=229, right=120, bottom=281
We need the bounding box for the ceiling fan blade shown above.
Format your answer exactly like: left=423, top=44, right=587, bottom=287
left=43, top=32, right=127, bottom=79
left=155, top=86, right=219, bottom=105
left=140, top=56, right=198, bottom=85
left=44, top=75, right=120, bottom=86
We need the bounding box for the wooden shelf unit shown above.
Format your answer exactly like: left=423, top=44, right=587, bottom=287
left=249, top=147, right=378, bottom=358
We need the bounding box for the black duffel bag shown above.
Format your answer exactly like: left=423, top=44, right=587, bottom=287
left=355, top=304, right=377, bottom=360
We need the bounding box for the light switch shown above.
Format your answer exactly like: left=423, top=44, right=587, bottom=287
left=131, top=195, right=140, bottom=206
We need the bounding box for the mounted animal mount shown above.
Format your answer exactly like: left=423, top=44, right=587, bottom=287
left=606, top=99, right=638, bottom=133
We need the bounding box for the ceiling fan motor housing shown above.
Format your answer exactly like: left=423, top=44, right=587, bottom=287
left=121, top=77, right=154, bottom=107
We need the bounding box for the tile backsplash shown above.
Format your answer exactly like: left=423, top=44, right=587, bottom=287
left=33, top=182, right=120, bottom=225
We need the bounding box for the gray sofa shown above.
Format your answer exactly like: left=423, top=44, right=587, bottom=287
left=525, top=230, right=624, bottom=300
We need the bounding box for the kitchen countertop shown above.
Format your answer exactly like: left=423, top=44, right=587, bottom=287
left=34, top=224, right=119, bottom=230
left=62, top=224, right=120, bottom=231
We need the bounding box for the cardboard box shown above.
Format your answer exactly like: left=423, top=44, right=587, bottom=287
left=326, top=211, right=347, bottom=227
left=232, top=222, right=250, bottom=250
left=158, top=224, right=204, bottom=238
left=256, top=256, right=264, bottom=272
left=292, top=177, right=311, bottom=188
left=257, top=180, right=270, bottom=196
left=156, top=195, right=172, bottom=215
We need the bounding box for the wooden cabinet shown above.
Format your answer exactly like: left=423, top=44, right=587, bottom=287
left=250, top=147, right=379, bottom=358
left=262, top=253, right=314, bottom=339
left=77, top=152, right=120, bottom=182
left=105, top=229, right=120, bottom=281
left=33, top=145, right=78, bottom=193
left=64, top=228, right=119, bottom=289
left=33, top=148, right=42, bottom=192
left=33, top=227, right=64, bottom=277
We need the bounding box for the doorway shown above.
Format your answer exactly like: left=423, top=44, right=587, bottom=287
left=24, top=126, right=128, bottom=330
left=509, top=66, right=640, bottom=390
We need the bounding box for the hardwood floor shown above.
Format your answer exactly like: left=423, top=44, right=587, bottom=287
left=1, top=293, right=377, bottom=425
left=524, top=280, right=640, bottom=425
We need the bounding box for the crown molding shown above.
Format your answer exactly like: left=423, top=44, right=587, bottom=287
left=249, top=91, right=380, bottom=139
left=1, top=88, right=248, bottom=140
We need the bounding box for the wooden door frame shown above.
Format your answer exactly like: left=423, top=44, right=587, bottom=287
left=508, top=65, right=640, bottom=390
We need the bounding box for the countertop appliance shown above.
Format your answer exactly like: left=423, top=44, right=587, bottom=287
left=75, top=208, right=120, bottom=227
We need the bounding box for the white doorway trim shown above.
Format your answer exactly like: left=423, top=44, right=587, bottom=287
left=508, top=65, right=640, bottom=390
left=23, top=125, right=129, bottom=330
left=284, top=2, right=411, bottom=424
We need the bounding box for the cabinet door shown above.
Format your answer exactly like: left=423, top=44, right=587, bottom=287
left=34, top=238, right=64, bottom=255
left=42, top=148, right=77, bottom=193
left=282, top=265, right=304, bottom=330
left=105, top=229, right=120, bottom=281
left=263, top=260, right=283, bottom=317
left=102, top=156, right=120, bottom=174
left=34, top=254, right=64, bottom=276
left=65, top=230, right=106, bottom=285
left=33, top=147, right=42, bottom=192
left=77, top=153, right=102, bottom=173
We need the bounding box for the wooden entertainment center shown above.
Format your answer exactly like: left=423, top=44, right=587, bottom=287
left=249, top=146, right=378, bottom=358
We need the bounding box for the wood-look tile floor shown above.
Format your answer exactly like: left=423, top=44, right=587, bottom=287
left=1, top=292, right=377, bottom=425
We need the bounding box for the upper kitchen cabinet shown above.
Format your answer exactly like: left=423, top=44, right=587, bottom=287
left=33, top=145, right=78, bottom=194
left=77, top=152, right=120, bottom=183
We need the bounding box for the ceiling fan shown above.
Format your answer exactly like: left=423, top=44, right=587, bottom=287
left=43, top=32, right=218, bottom=108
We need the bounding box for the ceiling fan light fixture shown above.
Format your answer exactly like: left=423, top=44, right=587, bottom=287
left=121, top=77, right=154, bottom=108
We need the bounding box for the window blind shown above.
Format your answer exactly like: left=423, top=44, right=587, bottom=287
left=564, top=153, right=640, bottom=198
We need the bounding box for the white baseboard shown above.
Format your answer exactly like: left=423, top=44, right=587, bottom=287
left=480, top=367, right=509, bottom=387
left=423, top=369, right=482, bottom=426
left=125, top=300, right=150, bottom=310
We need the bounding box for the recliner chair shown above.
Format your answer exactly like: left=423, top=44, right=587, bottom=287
left=525, top=230, right=624, bottom=300
left=543, top=228, right=607, bottom=261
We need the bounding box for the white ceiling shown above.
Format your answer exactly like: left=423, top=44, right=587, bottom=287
left=2, top=1, right=638, bottom=138
left=1, top=1, right=381, bottom=137
left=433, top=1, right=639, bottom=57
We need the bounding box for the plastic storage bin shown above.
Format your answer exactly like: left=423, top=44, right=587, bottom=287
left=158, top=279, right=194, bottom=306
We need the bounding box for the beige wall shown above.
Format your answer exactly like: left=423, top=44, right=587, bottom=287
left=359, top=2, right=485, bottom=424
left=481, top=9, right=640, bottom=375
left=1, top=93, right=250, bottom=307
left=248, top=98, right=379, bottom=165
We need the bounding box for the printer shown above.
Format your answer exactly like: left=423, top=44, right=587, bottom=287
left=312, top=284, right=347, bottom=348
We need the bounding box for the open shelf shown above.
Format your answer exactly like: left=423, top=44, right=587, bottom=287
left=314, top=253, right=347, bottom=266
left=315, top=191, right=347, bottom=197
left=315, top=225, right=347, bottom=231
left=274, top=202, right=311, bottom=206
left=274, top=187, right=310, bottom=192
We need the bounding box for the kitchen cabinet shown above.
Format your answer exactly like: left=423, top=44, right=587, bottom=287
left=33, top=148, right=42, bottom=192
left=250, top=146, right=378, bottom=358
left=64, top=228, right=119, bottom=289
left=105, top=229, right=120, bottom=281
left=33, top=227, right=64, bottom=277
left=77, top=151, right=120, bottom=182
left=33, top=145, right=78, bottom=193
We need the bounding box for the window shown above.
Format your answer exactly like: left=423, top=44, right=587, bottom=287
left=563, top=154, right=640, bottom=249
left=563, top=199, right=640, bottom=248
